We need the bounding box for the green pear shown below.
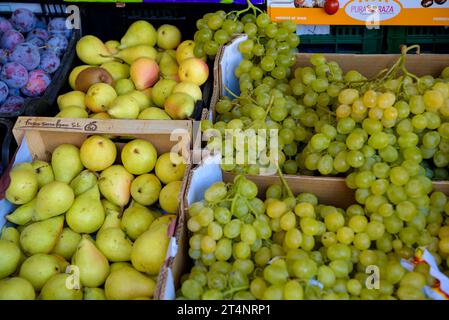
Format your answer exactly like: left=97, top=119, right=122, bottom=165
left=119, top=20, right=157, bottom=48
left=52, top=228, right=82, bottom=260
left=52, top=254, right=70, bottom=271
left=66, top=185, right=105, bottom=234
left=151, top=78, right=177, bottom=107
left=124, top=90, right=152, bottom=111
left=159, top=53, right=179, bottom=82
left=0, top=277, right=35, bottom=300
left=56, top=107, right=89, bottom=119
left=98, top=165, right=133, bottom=208
left=31, top=160, right=54, bottom=187
left=70, top=170, right=98, bottom=196
left=80, top=135, right=117, bottom=172
left=20, top=216, right=64, bottom=255
left=114, top=78, right=135, bottom=95
left=96, top=228, right=133, bottom=262
left=100, top=61, right=130, bottom=81
left=110, top=262, right=132, bottom=273
left=72, top=236, right=110, bottom=287
left=130, top=173, right=161, bottom=206
left=6, top=164, right=38, bottom=205
left=51, top=144, right=84, bottom=183
left=131, top=218, right=171, bottom=275
left=157, top=25, right=181, bottom=50
left=121, top=203, right=155, bottom=241
left=84, top=287, right=106, bottom=300
left=57, top=91, right=86, bottom=110
left=155, top=152, right=186, bottom=184
left=40, top=273, right=83, bottom=300
left=102, top=199, right=122, bottom=214
left=98, top=209, right=121, bottom=233
left=0, top=227, right=20, bottom=245
left=138, top=107, right=171, bottom=120
left=76, top=35, right=114, bottom=65
left=34, top=181, right=75, bottom=221
left=19, top=254, right=62, bottom=290
left=107, top=95, right=140, bottom=119
left=0, top=239, right=21, bottom=279
left=6, top=199, right=35, bottom=225
left=121, top=139, right=157, bottom=175
left=114, top=45, right=158, bottom=64
left=104, top=266, right=155, bottom=300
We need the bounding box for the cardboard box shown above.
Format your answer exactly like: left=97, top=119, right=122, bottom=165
left=0, top=117, right=192, bottom=300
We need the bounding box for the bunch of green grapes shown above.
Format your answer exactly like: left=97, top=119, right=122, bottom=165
left=177, top=175, right=449, bottom=300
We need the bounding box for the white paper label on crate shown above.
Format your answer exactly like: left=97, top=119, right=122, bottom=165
left=164, top=268, right=176, bottom=300
left=220, top=35, right=247, bottom=98
left=168, top=236, right=178, bottom=259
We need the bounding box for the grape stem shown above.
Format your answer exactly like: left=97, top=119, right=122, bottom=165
left=223, top=85, right=259, bottom=105
left=276, top=165, right=294, bottom=199
left=223, top=285, right=250, bottom=298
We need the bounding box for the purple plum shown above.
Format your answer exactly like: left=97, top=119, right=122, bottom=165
left=0, top=95, right=24, bottom=114
left=39, top=50, right=60, bottom=74
left=0, top=29, right=24, bottom=50
left=10, top=43, right=40, bottom=71
left=10, top=8, right=36, bottom=33
left=26, top=36, right=44, bottom=47
left=0, top=81, right=8, bottom=104
left=21, top=69, right=50, bottom=97
left=35, top=19, right=47, bottom=29
left=46, top=34, right=67, bottom=56
left=48, top=17, right=72, bottom=39
left=0, top=17, right=13, bottom=34
left=0, top=62, right=28, bottom=88
left=0, top=49, right=9, bottom=64
left=26, top=28, right=49, bottom=41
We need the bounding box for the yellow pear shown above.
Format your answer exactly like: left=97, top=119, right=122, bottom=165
left=6, top=164, right=38, bottom=205
left=96, top=227, right=133, bottom=262
left=121, top=203, right=155, bottom=241
left=84, top=287, right=106, bottom=300
left=72, top=236, right=110, bottom=287
left=6, top=199, right=35, bottom=225
left=69, top=65, right=90, bottom=90
left=57, top=91, right=86, bottom=110
left=124, top=90, right=151, bottom=111
left=56, top=106, right=89, bottom=119
left=19, top=254, right=63, bottom=290
left=98, top=208, right=121, bottom=233
left=155, top=152, right=187, bottom=184
left=31, top=160, right=54, bottom=187
left=107, top=95, right=140, bottom=119
left=80, top=135, right=117, bottom=172
left=0, top=277, right=35, bottom=300
left=76, top=35, right=114, bottom=65
left=121, top=139, right=157, bottom=175
left=152, top=78, right=177, bottom=107
left=114, top=45, right=158, bottom=65
left=114, top=78, right=135, bottom=95
left=85, top=83, right=117, bottom=113
left=105, top=40, right=120, bottom=54
left=0, top=239, right=21, bottom=279
left=131, top=217, right=172, bottom=275
left=100, top=61, right=130, bottom=81
left=34, top=181, right=75, bottom=221
left=119, top=20, right=157, bottom=49
left=138, top=107, right=171, bottom=120
left=98, top=165, right=133, bottom=208
left=70, top=170, right=98, bottom=196
left=104, top=266, right=155, bottom=300
left=51, top=144, right=83, bottom=183
left=52, top=227, right=81, bottom=260
left=149, top=214, right=176, bottom=231
left=159, top=52, right=179, bottom=81
left=20, top=216, right=64, bottom=255
left=1, top=227, right=20, bottom=245
left=176, top=40, right=195, bottom=63
left=173, top=81, right=202, bottom=102
left=159, top=181, right=182, bottom=214
left=66, top=185, right=105, bottom=234
left=102, top=199, right=122, bottom=215
left=130, top=173, right=161, bottom=206
left=40, top=273, right=83, bottom=300
left=90, top=112, right=111, bottom=119
left=110, top=262, right=132, bottom=273
left=157, top=24, right=181, bottom=50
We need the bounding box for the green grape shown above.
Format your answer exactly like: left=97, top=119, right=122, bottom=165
left=353, top=232, right=371, bottom=250
left=327, top=243, right=351, bottom=261
left=181, top=279, right=203, bottom=299
left=318, top=266, right=336, bottom=288
left=224, top=219, right=241, bottom=239
left=263, top=284, right=284, bottom=300
left=329, top=260, right=350, bottom=278
left=264, top=264, right=289, bottom=285
left=214, top=29, right=230, bottom=45
left=250, top=277, right=268, bottom=300
left=202, top=289, right=224, bottom=300
left=204, top=40, right=219, bottom=56
left=284, top=280, right=304, bottom=300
